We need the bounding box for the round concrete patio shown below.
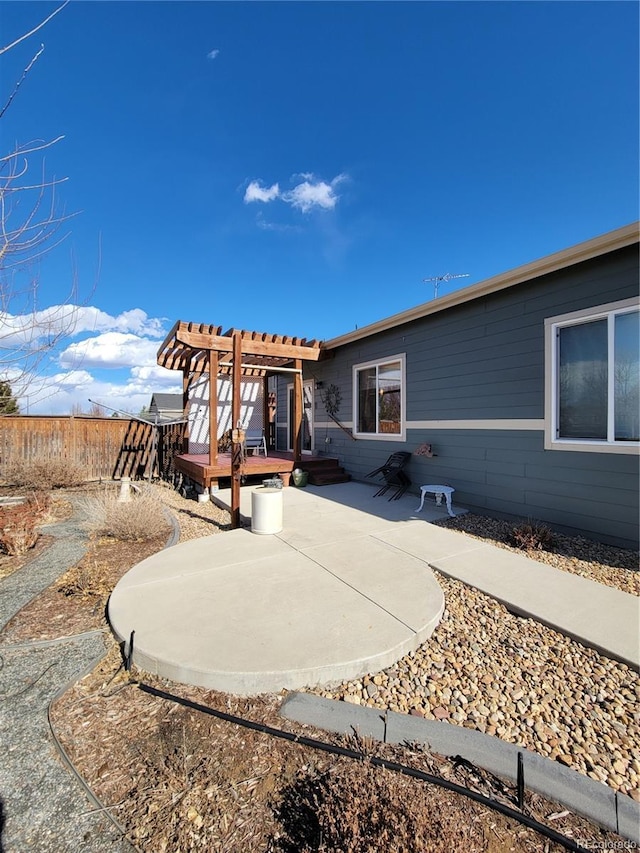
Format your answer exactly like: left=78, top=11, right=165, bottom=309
left=108, top=484, right=446, bottom=695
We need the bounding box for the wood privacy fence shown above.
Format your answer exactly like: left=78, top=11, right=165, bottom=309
left=0, top=416, right=184, bottom=482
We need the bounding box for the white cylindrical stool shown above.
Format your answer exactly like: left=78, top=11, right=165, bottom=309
left=251, top=487, right=283, bottom=535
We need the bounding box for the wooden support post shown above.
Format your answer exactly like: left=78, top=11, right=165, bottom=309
left=292, top=359, right=303, bottom=465
left=208, top=349, right=219, bottom=468
left=182, top=369, right=190, bottom=453
left=262, top=374, right=269, bottom=440
left=230, top=331, right=243, bottom=529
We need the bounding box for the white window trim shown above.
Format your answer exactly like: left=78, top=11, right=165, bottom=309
left=352, top=353, right=406, bottom=441
left=544, top=296, right=640, bottom=454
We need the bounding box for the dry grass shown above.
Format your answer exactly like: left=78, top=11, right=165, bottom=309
left=272, top=756, right=487, bottom=852
left=79, top=486, right=171, bottom=541
left=4, top=457, right=86, bottom=489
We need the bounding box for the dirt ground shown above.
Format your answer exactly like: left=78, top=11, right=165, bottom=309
left=1, top=487, right=637, bottom=853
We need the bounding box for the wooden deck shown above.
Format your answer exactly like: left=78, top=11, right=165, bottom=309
left=175, top=450, right=302, bottom=489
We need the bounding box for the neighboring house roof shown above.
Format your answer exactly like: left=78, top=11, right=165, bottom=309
left=149, top=393, right=183, bottom=413
left=140, top=393, right=185, bottom=424
left=323, top=222, right=639, bottom=351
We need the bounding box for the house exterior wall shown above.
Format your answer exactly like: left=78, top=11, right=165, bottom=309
left=300, top=245, right=639, bottom=547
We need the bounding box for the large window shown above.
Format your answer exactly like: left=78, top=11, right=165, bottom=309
left=548, top=301, right=639, bottom=448
left=353, top=355, right=405, bottom=439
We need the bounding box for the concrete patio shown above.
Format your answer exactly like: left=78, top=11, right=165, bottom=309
left=108, top=482, right=639, bottom=696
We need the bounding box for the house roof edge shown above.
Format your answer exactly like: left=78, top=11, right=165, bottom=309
left=322, top=222, right=639, bottom=351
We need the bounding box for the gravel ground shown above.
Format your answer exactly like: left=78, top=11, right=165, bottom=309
left=0, top=506, right=89, bottom=632
left=152, top=481, right=232, bottom=541
left=433, top=513, right=639, bottom=596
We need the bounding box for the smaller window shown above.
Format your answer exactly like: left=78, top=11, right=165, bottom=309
left=549, top=302, right=639, bottom=447
left=353, top=355, right=405, bottom=440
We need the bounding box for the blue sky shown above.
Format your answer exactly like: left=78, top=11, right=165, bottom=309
left=0, top=1, right=638, bottom=414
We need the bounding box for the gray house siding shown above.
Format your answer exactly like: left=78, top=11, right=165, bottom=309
left=298, top=244, right=639, bottom=547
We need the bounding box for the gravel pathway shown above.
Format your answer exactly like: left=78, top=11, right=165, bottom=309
left=0, top=503, right=135, bottom=853
left=0, top=510, right=88, bottom=633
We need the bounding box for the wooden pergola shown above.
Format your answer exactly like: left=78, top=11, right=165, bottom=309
left=157, top=321, right=322, bottom=527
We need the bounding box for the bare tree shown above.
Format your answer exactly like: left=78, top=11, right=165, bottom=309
left=0, top=1, right=82, bottom=408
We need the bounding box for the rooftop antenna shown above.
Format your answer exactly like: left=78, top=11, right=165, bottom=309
left=422, top=272, right=470, bottom=299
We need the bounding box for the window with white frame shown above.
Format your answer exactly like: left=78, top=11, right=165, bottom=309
left=353, top=355, right=405, bottom=439
left=548, top=301, right=639, bottom=446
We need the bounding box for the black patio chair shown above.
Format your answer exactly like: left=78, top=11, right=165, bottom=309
left=366, top=451, right=412, bottom=501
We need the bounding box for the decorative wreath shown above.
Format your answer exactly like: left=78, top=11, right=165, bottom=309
left=323, top=383, right=342, bottom=418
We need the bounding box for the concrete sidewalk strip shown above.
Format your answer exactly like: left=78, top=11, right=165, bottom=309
left=431, top=549, right=639, bottom=670
left=375, top=524, right=640, bottom=671
left=280, top=692, right=640, bottom=845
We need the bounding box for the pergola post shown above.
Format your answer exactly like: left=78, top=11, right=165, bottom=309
left=230, top=331, right=243, bottom=529
left=262, top=373, right=270, bottom=446
left=208, top=349, right=219, bottom=468
left=182, top=368, right=190, bottom=453
left=292, top=359, right=303, bottom=465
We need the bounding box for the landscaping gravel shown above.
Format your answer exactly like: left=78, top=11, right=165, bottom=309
left=314, top=571, right=640, bottom=801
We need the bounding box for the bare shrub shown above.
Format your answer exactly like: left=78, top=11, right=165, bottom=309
left=5, top=457, right=86, bottom=489
left=57, top=560, right=113, bottom=604
left=512, top=519, right=555, bottom=551
left=80, top=487, right=170, bottom=541
left=273, top=758, right=485, bottom=853
left=0, top=492, right=51, bottom=555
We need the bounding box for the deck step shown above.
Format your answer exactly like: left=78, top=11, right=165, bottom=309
left=307, top=462, right=351, bottom=486
left=308, top=471, right=351, bottom=486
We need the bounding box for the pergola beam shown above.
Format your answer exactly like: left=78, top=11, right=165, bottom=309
left=175, top=327, right=321, bottom=363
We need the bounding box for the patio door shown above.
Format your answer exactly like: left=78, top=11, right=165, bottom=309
left=288, top=380, right=314, bottom=454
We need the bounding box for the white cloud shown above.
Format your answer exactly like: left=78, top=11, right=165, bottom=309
left=58, top=332, right=163, bottom=369
left=71, top=307, right=166, bottom=336
left=130, top=363, right=178, bottom=383
left=5, top=303, right=176, bottom=414
left=207, top=49, right=220, bottom=60
left=244, top=173, right=348, bottom=215
left=48, top=369, right=94, bottom=389
left=0, top=305, right=166, bottom=348
left=23, top=364, right=181, bottom=416
left=244, top=180, right=280, bottom=204
left=0, top=304, right=78, bottom=348
left=282, top=173, right=347, bottom=213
